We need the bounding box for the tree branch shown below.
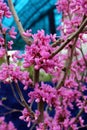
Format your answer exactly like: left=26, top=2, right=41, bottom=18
left=56, top=36, right=78, bottom=89
left=15, top=82, right=34, bottom=118
left=33, top=69, right=44, bottom=123
left=8, top=0, right=32, bottom=45
left=50, top=17, right=87, bottom=58
left=10, top=83, right=24, bottom=107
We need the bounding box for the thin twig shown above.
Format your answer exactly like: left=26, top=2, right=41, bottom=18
left=0, top=109, right=21, bottom=116
left=10, top=83, right=24, bottom=107
left=78, top=124, right=87, bottom=129
left=80, top=47, right=87, bottom=67
left=1, top=103, right=12, bottom=110
left=8, top=0, right=32, bottom=45
left=30, top=122, right=37, bottom=130
left=52, top=39, right=64, bottom=47
left=15, top=82, right=34, bottom=118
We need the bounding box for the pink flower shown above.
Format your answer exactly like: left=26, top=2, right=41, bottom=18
left=19, top=108, right=31, bottom=127
left=0, top=1, right=11, bottom=20
left=0, top=48, right=6, bottom=58
left=23, top=30, right=60, bottom=73
left=64, top=77, right=78, bottom=88
left=28, top=82, right=57, bottom=107
left=8, top=27, right=17, bottom=39
left=0, top=10, right=4, bottom=19
left=2, top=27, right=8, bottom=34
left=0, top=37, right=4, bottom=46
left=82, top=0, right=87, bottom=14
left=34, top=110, right=40, bottom=120
left=79, top=117, right=84, bottom=127
left=8, top=40, right=13, bottom=49
left=0, top=117, right=17, bottom=130
left=0, top=63, right=32, bottom=88
left=23, top=29, right=32, bottom=37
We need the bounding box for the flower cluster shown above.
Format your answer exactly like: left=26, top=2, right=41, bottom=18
left=56, top=0, right=87, bottom=49
left=28, top=82, right=57, bottom=107
left=0, top=117, right=17, bottom=130
left=19, top=108, right=40, bottom=127
left=0, top=0, right=16, bottom=61
left=8, top=27, right=17, bottom=39
left=56, top=0, right=87, bottom=15
left=0, top=47, right=6, bottom=58
left=19, top=108, right=31, bottom=127
left=23, top=30, right=60, bottom=73
left=0, top=0, right=11, bottom=20
left=0, top=63, right=32, bottom=88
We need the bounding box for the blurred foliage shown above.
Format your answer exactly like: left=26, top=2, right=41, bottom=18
left=0, top=57, right=6, bottom=65
left=39, top=71, right=52, bottom=82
